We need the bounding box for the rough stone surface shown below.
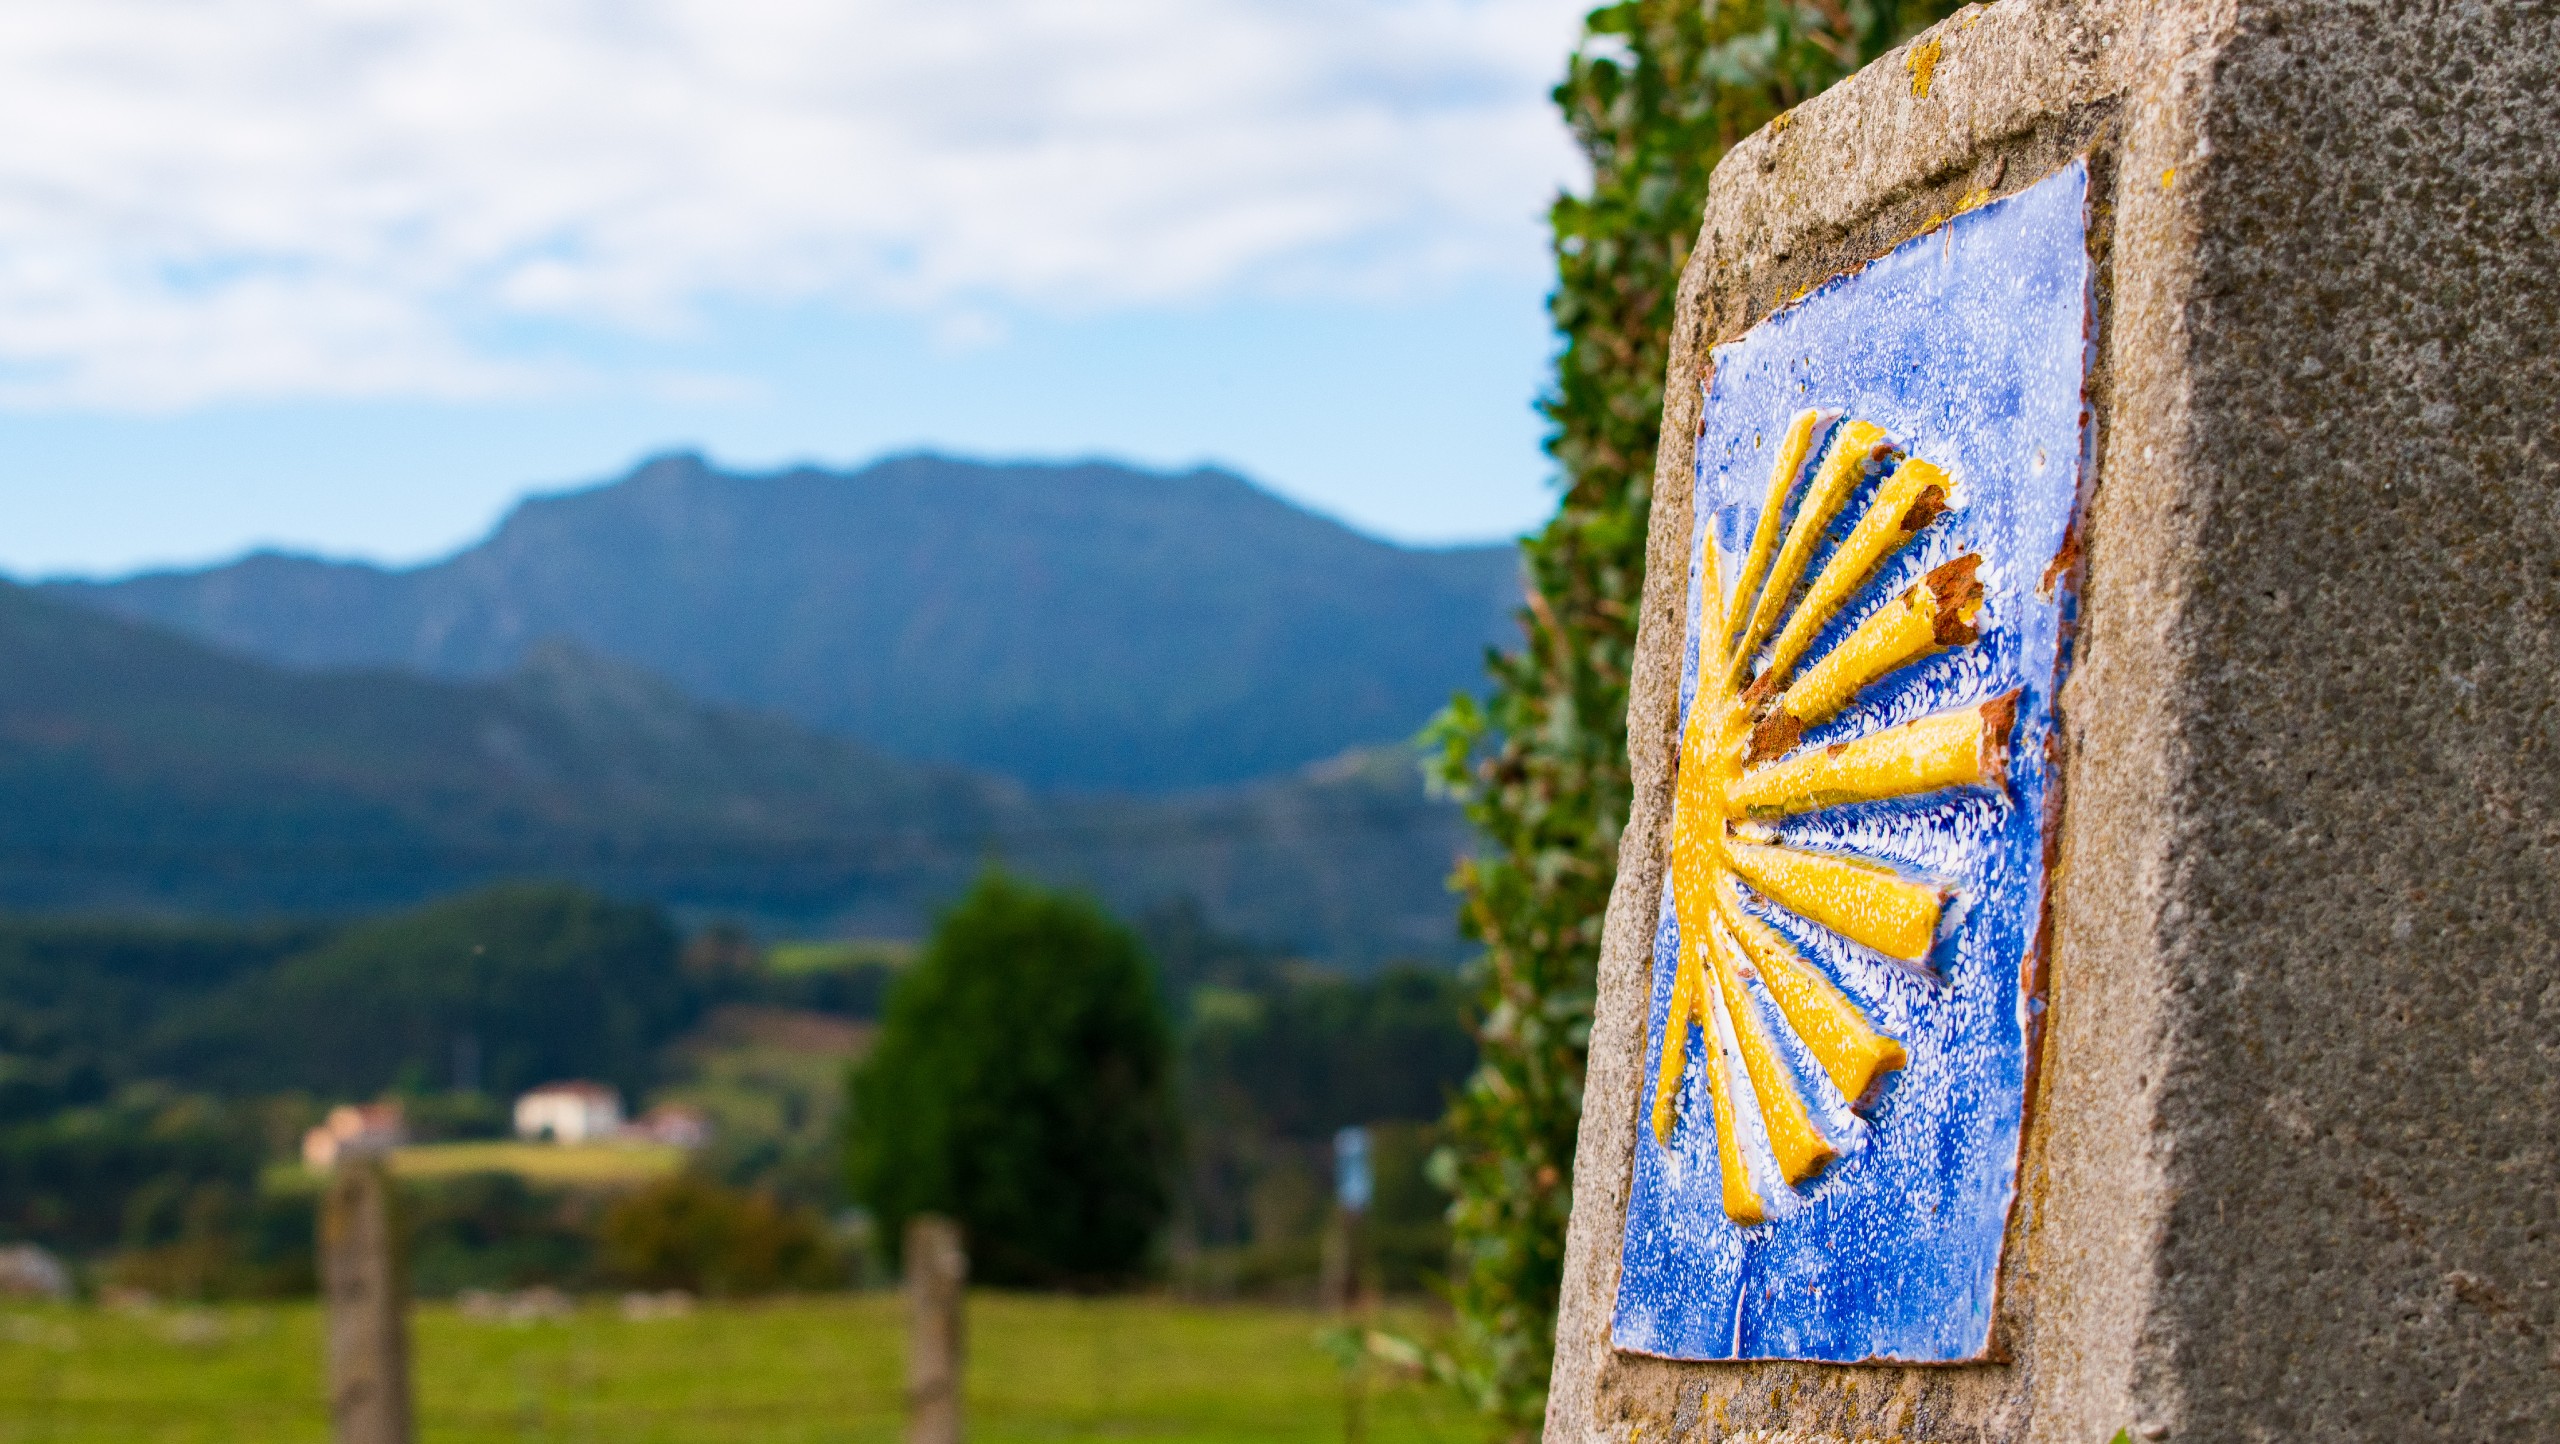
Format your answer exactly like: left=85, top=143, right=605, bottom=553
left=1546, top=1, right=2559, bottom=1439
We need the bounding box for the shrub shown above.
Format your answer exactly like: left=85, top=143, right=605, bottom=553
left=598, top=1174, right=835, bottom=1295
left=845, top=870, right=1175, bottom=1289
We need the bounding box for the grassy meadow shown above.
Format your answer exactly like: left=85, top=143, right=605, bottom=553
left=264, top=1143, right=690, bottom=1197
left=0, top=1294, right=1463, bottom=1444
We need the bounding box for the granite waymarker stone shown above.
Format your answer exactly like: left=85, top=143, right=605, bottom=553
left=1547, top=1, right=2557, bottom=1440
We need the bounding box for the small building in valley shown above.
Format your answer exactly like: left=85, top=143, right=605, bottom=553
left=302, top=1101, right=408, bottom=1170
left=0, top=1243, right=71, bottom=1300
left=513, top=1082, right=623, bottom=1143
left=634, top=1102, right=712, bottom=1150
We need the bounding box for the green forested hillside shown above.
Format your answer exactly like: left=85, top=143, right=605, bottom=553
left=0, top=888, right=692, bottom=1109
left=0, top=581, right=1465, bottom=963
left=141, top=886, right=690, bottom=1098
left=0, top=917, right=327, bottom=1106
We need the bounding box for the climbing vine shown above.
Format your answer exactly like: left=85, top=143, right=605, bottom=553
left=1427, top=2, right=1963, bottom=1434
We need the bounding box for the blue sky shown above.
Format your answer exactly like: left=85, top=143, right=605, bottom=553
left=0, top=0, right=1588, bottom=578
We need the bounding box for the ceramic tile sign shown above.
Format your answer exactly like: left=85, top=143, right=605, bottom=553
left=1611, top=161, right=2090, bottom=1364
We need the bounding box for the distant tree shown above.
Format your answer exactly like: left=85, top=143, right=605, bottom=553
left=845, top=870, right=1175, bottom=1288
left=1427, top=1, right=1965, bottom=1433
left=397, top=1171, right=599, bottom=1295
left=103, top=1171, right=317, bottom=1301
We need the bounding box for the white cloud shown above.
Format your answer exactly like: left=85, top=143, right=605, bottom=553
left=0, top=0, right=1583, bottom=409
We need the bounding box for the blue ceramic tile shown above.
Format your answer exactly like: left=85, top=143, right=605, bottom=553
left=1610, top=161, right=2090, bottom=1364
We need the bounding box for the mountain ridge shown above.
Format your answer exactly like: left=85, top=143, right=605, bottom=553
left=49, top=452, right=1524, bottom=791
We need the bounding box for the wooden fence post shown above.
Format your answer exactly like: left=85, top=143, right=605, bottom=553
left=905, top=1215, right=966, bottom=1444
left=320, top=1155, right=412, bottom=1444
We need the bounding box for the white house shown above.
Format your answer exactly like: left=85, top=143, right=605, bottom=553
left=513, top=1082, right=623, bottom=1143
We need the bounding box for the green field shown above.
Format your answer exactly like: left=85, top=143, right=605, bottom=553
left=264, top=1142, right=687, bottom=1195
left=0, top=1295, right=1463, bottom=1444
left=764, top=939, right=913, bottom=975
left=388, top=1141, right=687, bottom=1185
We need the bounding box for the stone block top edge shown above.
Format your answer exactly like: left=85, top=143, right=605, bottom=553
left=1690, top=0, right=2212, bottom=338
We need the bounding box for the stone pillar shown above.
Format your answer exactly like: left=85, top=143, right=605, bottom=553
left=1544, top=2, right=2558, bottom=1441
left=319, top=1157, right=412, bottom=1444
left=905, top=1215, right=967, bottom=1444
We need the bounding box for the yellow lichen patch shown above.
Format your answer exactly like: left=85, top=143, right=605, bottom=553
left=2160, top=167, right=2176, bottom=190
left=1725, top=840, right=1945, bottom=963
left=1714, top=876, right=1909, bottom=1105
left=1906, top=38, right=1943, bottom=98
left=1652, top=415, right=2011, bottom=1224
left=1954, top=186, right=1993, bottom=214
left=1730, top=692, right=2017, bottom=820
left=1765, top=553, right=1984, bottom=740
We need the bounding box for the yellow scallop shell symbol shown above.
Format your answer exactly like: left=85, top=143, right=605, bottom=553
left=1658, top=408, right=2018, bottom=1224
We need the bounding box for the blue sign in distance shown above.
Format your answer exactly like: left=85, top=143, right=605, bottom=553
left=1335, top=1125, right=1373, bottom=1214
left=1610, top=161, right=2090, bottom=1364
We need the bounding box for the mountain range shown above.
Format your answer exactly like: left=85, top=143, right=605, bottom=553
left=52, top=453, right=1524, bottom=791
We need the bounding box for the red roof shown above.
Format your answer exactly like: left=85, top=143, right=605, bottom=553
left=522, top=1081, right=619, bottom=1102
